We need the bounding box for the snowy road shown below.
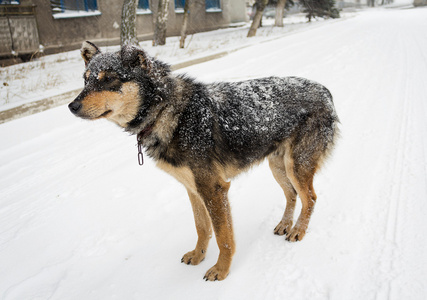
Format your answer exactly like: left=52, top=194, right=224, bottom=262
left=1, top=7, right=427, bottom=300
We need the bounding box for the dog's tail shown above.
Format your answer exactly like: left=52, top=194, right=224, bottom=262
left=290, top=87, right=340, bottom=174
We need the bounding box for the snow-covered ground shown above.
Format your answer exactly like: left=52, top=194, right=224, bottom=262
left=1, top=6, right=427, bottom=300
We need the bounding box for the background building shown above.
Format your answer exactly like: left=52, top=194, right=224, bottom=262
left=0, top=0, right=247, bottom=60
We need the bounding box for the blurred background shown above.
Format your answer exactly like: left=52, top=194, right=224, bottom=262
left=0, top=0, right=422, bottom=66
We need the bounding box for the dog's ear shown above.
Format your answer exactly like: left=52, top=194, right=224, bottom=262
left=120, top=45, right=152, bottom=72
left=81, top=41, right=101, bottom=66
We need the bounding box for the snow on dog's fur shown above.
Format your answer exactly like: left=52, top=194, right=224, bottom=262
left=69, top=41, right=339, bottom=281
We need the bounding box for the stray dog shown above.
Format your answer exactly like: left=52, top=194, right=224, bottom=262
left=69, top=41, right=339, bottom=281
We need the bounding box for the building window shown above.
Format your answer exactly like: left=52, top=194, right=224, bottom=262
left=137, top=0, right=151, bottom=14
left=175, top=0, right=185, bottom=13
left=51, top=0, right=101, bottom=19
left=205, top=0, right=221, bottom=12
left=0, top=0, right=20, bottom=4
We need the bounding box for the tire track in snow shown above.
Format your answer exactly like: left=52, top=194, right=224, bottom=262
left=376, top=34, right=410, bottom=300
left=376, top=13, right=427, bottom=299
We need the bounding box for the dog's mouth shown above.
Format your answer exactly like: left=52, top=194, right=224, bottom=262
left=98, top=110, right=112, bottom=119
left=77, top=109, right=112, bottom=120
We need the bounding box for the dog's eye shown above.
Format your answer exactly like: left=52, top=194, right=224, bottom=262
left=103, top=75, right=121, bottom=92
left=104, top=76, right=115, bottom=83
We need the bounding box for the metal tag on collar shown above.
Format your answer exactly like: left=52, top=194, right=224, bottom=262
left=137, top=134, right=144, bottom=166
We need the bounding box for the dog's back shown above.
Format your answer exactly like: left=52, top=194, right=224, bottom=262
left=178, top=76, right=338, bottom=172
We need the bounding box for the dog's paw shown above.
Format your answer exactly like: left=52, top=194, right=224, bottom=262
left=274, top=220, right=293, bottom=236
left=203, top=264, right=229, bottom=281
left=181, top=249, right=206, bottom=265
left=285, top=226, right=306, bottom=242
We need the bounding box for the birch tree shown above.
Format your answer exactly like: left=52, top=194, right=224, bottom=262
left=153, top=0, right=171, bottom=46
left=367, top=0, right=375, bottom=6
left=121, top=0, right=139, bottom=47
left=179, top=0, right=192, bottom=48
left=247, top=0, right=268, bottom=37
left=274, top=0, right=287, bottom=27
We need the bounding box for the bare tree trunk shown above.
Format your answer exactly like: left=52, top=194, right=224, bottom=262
left=153, top=0, right=170, bottom=46
left=275, top=0, right=287, bottom=27
left=121, top=0, right=139, bottom=47
left=247, top=0, right=268, bottom=37
left=179, top=0, right=191, bottom=48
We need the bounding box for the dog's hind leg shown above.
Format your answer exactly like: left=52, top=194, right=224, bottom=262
left=284, top=151, right=317, bottom=242
left=181, top=190, right=212, bottom=266
left=195, top=174, right=235, bottom=281
left=268, top=153, right=297, bottom=236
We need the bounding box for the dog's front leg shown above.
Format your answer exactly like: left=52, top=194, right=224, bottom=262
left=182, top=190, right=212, bottom=265
left=195, top=176, right=235, bottom=281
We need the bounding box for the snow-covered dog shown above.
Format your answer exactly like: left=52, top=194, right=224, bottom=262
left=69, top=41, right=339, bottom=281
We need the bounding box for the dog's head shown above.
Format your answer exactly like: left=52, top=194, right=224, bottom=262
left=68, top=41, right=169, bottom=129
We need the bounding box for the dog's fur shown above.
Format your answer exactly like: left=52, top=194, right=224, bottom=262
left=69, top=41, right=339, bottom=281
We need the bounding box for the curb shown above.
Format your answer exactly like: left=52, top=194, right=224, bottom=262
left=0, top=90, right=80, bottom=125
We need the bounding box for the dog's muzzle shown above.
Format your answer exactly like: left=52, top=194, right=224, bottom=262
left=68, top=101, right=82, bottom=114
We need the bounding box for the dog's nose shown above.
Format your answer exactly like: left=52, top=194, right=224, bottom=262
left=68, top=101, right=82, bottom=114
